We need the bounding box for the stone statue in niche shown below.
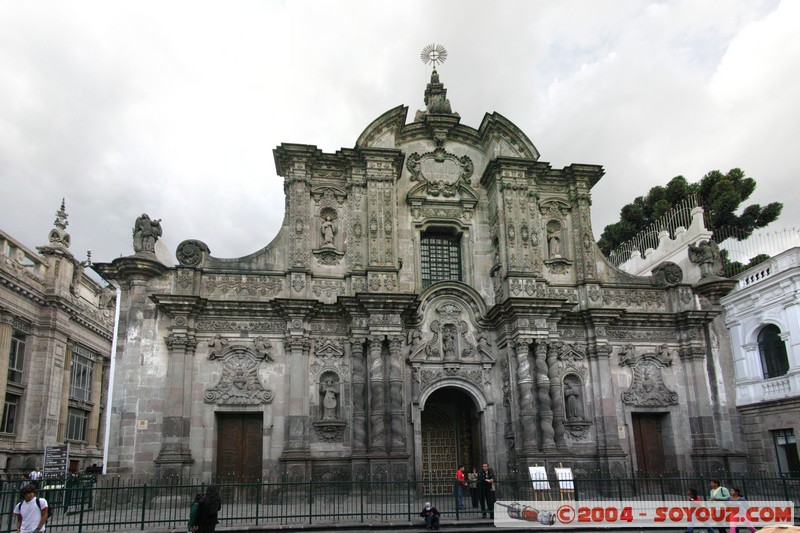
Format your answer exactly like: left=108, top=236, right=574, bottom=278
left=546, top=220, right=563, bottom=259
left=563, top=375, right=585, bottom=421
left=442, top=324, right=457, bottom=361
left=208, top=334, right=227, bottom=359
left=132, top=213, right=162, bottom=253
left=320, top=373, right=339, bottom=421
left=321, top=216, right=336, bottom=247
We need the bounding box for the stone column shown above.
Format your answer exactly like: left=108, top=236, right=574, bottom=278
left=547, top=342, right=567, bottom=448
left=57, top=346, right=73, bottom=441
left=87, top=356, right=104, bottom=447
left=350, top=337, right=368, bottom=450
left=0, top=313, right=13, bottom=411
left=156, top=334, right=197, bottom=470
left=368, top=335, right=386, bottom=450
left=534, top=340, right=555, bottom=450
left=513, top=338, right=537, bottom=452
left=387, top=335, right=406, bottom=450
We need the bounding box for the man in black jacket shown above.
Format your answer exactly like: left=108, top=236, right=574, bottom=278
left=420, top=501, right=440, bottom=530
left=477, top=463, right=496, bottom=519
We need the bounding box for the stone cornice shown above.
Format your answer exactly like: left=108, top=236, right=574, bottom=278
left=92, top=255, right=169, bottom=284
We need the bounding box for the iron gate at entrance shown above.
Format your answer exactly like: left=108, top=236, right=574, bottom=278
left=421, top=387, right=479, bottom=494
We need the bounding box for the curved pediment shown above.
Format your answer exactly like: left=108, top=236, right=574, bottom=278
left=478, top=112, right=539, bottom=160
left=356, top=105, right=409, bottom=149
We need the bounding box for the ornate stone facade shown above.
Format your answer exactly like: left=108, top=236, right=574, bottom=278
left=93, top=70, right=746, bottom=481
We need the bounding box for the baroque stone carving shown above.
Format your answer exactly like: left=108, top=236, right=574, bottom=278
left=253, top=336, right=274, bottom=362
left=687, top=239, right=724, bottom=278
left=204, top=350, right=274, bottom=405
left=208, top=334, right=227, bottom=359
left=312, top=280, right=344, bottom=298
left=406, top=149, right=475, bottom=196
left=176, top=239, right=210, bottom=267
left=315, top=339, right=344, bottom=359
left=602, top=289, right=665, bottom=309
left=418, top=367, right=484, bottom=391
left=650, top=261, right=683, bottom=287
left=204, top=275, right=283, bottom=298
left=619, top=346, right=678, bottom=406
left=195, top=319, right=285, bottom=332
left=132, top=213, right=162, bottom=253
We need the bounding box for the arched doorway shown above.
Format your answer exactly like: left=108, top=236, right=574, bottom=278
left=421, top=387, right=480, bottom=493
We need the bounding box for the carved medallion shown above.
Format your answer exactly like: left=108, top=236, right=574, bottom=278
left=204, top=350, right=274, bottom=405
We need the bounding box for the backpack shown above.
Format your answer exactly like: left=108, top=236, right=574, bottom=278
left=14, top=497, right=47, bottom=523
left=188, top=498, right=200, bottom=528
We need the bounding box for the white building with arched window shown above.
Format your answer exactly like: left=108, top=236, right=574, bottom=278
left=721, top=246, right=800, bottom=475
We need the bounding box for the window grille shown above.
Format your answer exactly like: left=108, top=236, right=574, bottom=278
left=70, top=353, right=94, bottom=402
left=772, top=428, right=800, bottom=476
left=420, top=230, right=462, bottom=288
left=66, top=407, right=88, bottom=442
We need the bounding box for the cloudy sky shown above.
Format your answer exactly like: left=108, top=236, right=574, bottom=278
left=1, top=0, right=798, bottom=267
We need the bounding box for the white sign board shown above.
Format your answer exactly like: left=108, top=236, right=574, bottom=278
left=528, top=466, right=550, bottom=490
left=554, top=467, right=574, bottom=490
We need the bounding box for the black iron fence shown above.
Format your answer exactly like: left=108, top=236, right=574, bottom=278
left=0, top=472, right=797, bottom=531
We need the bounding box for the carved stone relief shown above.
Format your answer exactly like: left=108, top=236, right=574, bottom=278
left=619, top=345, right=679, bottom=406
left=203, top=349, right=274, bottom=405
left=204, top=275, right=283, bottom=298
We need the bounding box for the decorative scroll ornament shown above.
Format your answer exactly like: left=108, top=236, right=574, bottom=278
left=315, top=339, right=344, bottom=359
left=176, top=239, right=210, bottom=267
left=204, top=349, right=274, bottom=405
left=650, top=261, right=683, bottom=287
left=406, top=150, right=475, bottom=196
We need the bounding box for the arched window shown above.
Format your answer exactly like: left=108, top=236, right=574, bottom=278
left=420, top=228, right=462, bottom=288
left=758, top=325, right=790, bottom=379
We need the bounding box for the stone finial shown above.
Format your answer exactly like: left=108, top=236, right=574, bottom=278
left=414, top=68, right=459, bottom=122
left=47, top=198, right=71, bottom=248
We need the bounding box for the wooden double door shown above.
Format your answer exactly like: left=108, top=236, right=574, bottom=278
left=216, top=413, right=263, bottom=481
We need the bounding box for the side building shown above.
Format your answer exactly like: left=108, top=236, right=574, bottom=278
left=95, top=70, right=745, bottom=482
left=721, top=245, right=800, bottom=475
left=0, top=202, right=114, bottom=474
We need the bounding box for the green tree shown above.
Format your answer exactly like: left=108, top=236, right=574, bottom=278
left=598, top=169, right=782, bottom=256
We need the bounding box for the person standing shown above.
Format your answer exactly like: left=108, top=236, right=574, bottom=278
left=14, top=484, right=48, bottom=533
left=467, top=466, right=479, bottom=509
left=454, top=465, right=466, bottom=510
left=28, top=468, right=42, bottom=490
left=477, top=463, right=496, bottom=519
left=195, top=484, right=222, bottom=533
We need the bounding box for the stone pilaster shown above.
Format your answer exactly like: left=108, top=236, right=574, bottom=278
left=87, top=355, right=104, bottom=447
left=0, top=312, right=13, bottom=413
left=57, top=346, right=73, bottom=441
left=513, top=338, right=537, bottom=453
left=546, top=341, right=567, bottom=448
left=535, top=340, right=555, bottom=450
left=368, top=335, right=386, bottom=450
left=155, top=334, right=197, bottom=471
left=284, top=336, right=311, bottom=453
left=350, top=337, right=368, bottom=450
left=387, top=335, right=405, bottom=450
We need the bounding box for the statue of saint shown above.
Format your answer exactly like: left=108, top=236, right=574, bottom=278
left=687, top=239, right=724, bottom=278
left=132, top=214, right=162, bottom=253
left=548, top=234, right=561, bottom=259
left=254, top=336, right=273, bottom=362
left=321, top=216, right=336, bottom=247
left=564, top=379, right=584, bottom=421
left=442, top=326, right=456, bottom=361
left=208, top=334, right=227, bottom=359
left=320, top=376, right=338, bottom=421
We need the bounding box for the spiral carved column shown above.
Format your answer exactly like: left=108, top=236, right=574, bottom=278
left=547, top=341, right=567, bottom=448
left=535, top=340, right=555, bottom=449
left=387, top=335, right=406, bottom=450
left=350, top=337, right=367, bottom=450
left=514, top=338, right=538, bottom=452
left=368, top=335, right=386, bottom=449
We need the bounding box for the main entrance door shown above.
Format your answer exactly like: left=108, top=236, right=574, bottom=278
left=216, top=413, right=263, bottom=481
left=421, top=387, right=479, bottom=493
left=631, top=413, right=666, bottom=473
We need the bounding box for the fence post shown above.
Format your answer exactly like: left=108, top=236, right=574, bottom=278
left=360, top=480, right=365, bottom=523
left=77, top=485, right=87, bottom=533
left=616, top=476, right=622, bottom=500
left=308, top=479, right=313, bottom=525
left=140, top=483, right=147, bottom=531
left=659, top=475, right=665, bottom=501
left=255, top=480, right=261, bottom=526
left=780, top=473, right=790, bottom=502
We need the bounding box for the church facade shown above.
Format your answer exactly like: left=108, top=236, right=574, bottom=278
left=95, top=71, right=744, bottom=482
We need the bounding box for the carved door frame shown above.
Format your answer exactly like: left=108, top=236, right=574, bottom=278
left=412, top=380, right=497, bottom=482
